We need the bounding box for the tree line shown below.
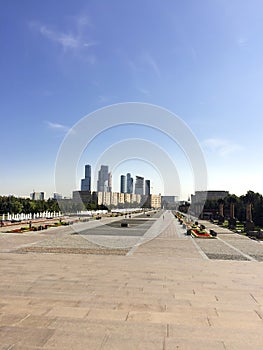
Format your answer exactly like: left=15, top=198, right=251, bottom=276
left=0, top=196, right=109, bottom=215
left=203, top=191, right=263, bottom=227
left=0, top=196, right=60, bottom=214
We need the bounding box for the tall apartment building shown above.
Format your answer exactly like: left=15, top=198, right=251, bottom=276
left=145, top=179, right=151, bottom=196
left=120, top=175, right=126, bottom=193
left=135, top=176, right=144, bottom=195
left=81, top=164, right=91, bottom=191
left=126, top=173, right=133, bottom=194
left=97, top=165, right=110, bottom=192
left=108, top=172, right=112, bottom=193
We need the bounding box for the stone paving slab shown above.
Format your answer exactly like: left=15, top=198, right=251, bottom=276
left=1, top=211, right=263, bottom=349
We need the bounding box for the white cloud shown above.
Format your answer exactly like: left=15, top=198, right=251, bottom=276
left=46, top=121, right=70, bottom=133
left=202, top=138, right=243, bottom=156
left=29, top=17, right=97, bottom=54
left=98, top=95, right=110, bottom=104
left=40, top=26, right=79, bottom=49
left=137, top=87, right=150, bottom=96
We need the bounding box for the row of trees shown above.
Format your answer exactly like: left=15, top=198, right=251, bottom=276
left=0, top=196, right=111, bottom=215
left=203, top=191, right=263, bottom=227
left=0, top=196, right=60, bottom=214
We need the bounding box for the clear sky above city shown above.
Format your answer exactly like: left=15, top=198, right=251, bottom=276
left=1, top=0, right=263, bottom=199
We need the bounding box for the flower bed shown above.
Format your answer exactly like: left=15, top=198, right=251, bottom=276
left=191, top=229, right=215, bottom=239
left=6, top=220, right=74, bottom=234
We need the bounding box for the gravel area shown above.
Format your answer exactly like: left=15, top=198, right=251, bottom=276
left=205, top=253, right=249, bottom=261
left=195, top=237, right=241, bottom=254
left=11, top=214, right=163, bottom=254
left=194, top=237, right=246, bottom=261
left=16, top=246, right=128, bottom=255
left=28, top=233, right=99, bottom=248
left=14, top=231, right=130, bottom=255
left=192, top=221, right=263, bottom=262
left=219, top=234, right=263, bottom=262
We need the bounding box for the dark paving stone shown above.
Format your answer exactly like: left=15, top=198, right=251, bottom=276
left=106, top=219, right=156, bottom=228
left=78, top=227, right=146, bottom=237
left=206, top=253, right=249, bottom=261
left=15, top=247, right=129, bottom=255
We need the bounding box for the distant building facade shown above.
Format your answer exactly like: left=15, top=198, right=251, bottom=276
left=191, top=190, right=229, bottom=204
left=53, top=193, right=62, bottom=200
left=108, top=172, right=112, bottom=193
left=96, top=191, right=142, bottom=207
left=30, top=192, right=45, bottom=200
left=72, top=191, right=98, bottom=207
left=126, top=173, right=133, bottom=194
left=190, top=190, right=229, bottom=218
left=81, top=164, right=91, bottom=191
left=120, top=175, right=126, bottom=193
left=150, top=194, right=161, bottom=209
left=97, top=165, right=110, bottom=192
left=135, top=176, right=144, bottom=195
left=145, top=180, right=151, bottom=196
left=161, top=195, right=179, bottom=209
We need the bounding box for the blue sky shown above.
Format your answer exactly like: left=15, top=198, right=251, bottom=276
left=1, top=0, right=263, bottom=199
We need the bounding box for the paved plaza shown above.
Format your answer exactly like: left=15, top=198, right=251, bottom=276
left=0, top=211, right=263, bottom=349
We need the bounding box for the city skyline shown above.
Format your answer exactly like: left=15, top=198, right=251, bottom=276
left=1, top=1, right=263, bottom=198
left=80, top=164, right=154, bottom=197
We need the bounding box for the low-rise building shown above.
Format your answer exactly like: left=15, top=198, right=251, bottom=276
left=150, top=194, right=161, bottom=209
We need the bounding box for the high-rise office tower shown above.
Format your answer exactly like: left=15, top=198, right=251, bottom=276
left=130, top=177, right=133, bottom=193
left=108, top=172, right=112, bottom=193
left=97, top=165, right=109, bottom=192
left=126, top=173, right=133, bottom=194
left=120, top=175, right=126, bottom=193
left=135, top=176, right=144, bottom=195
left=81, top=164, right=91, bottom=191
left=145, top=179, right=151, bottom=195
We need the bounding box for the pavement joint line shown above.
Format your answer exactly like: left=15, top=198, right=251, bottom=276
left=14, top=313, right=31, bottom=325
left=250, top=293, right=259, bottom=304
left=217, top=236, right=257, bottom=261
left=190, top=237, right=209, bottom=260
left=100, top=332, right=110, bottom=349
left=255, top=310, right=263, bottom=320
left=6, top=345, right=15, bottom=350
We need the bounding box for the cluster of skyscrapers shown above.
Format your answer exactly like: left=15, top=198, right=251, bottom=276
left=120, top=174, right=150, bottom=196
left=80, top=164, right=112, bottom=192
left=80, top=164, right=150, bottom=196
left=75, top=164, right=160, bottom=209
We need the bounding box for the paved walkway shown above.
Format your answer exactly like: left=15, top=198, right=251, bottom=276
left=0, top=213, right=263, bottom=349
